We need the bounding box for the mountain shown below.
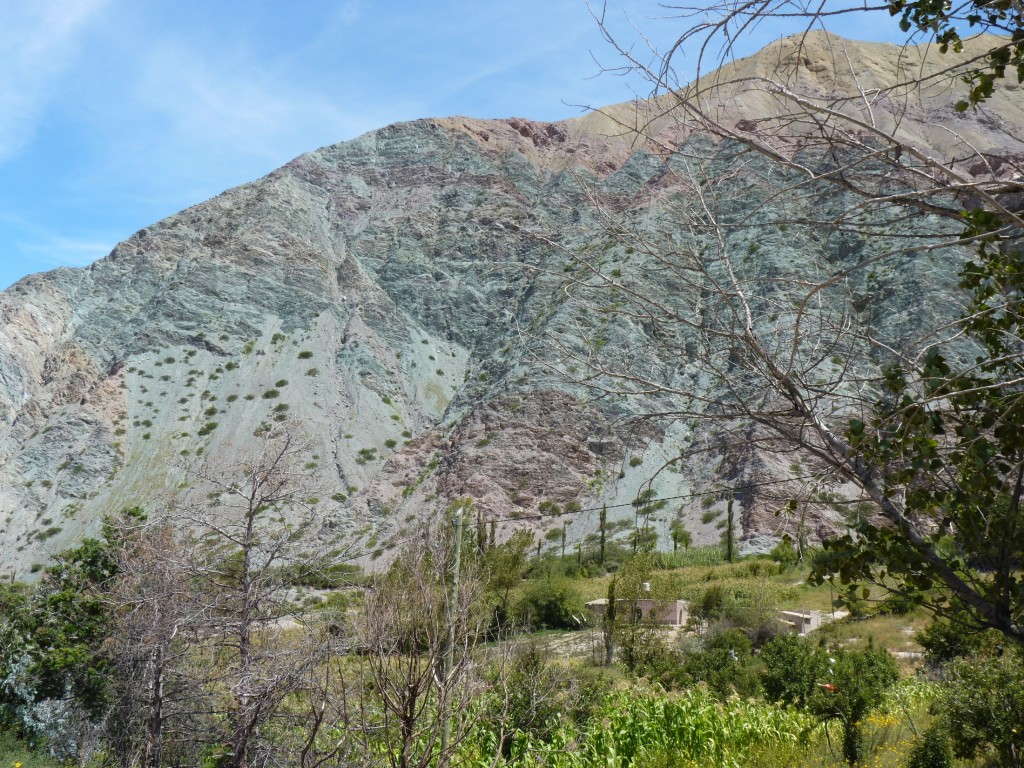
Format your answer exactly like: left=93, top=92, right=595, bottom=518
left=2, top=33, right=1022, bottom=577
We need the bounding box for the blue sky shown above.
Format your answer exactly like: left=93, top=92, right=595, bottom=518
left=0, top=1, right=903, bottom=291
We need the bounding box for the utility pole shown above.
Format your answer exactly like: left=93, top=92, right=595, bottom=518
left=725, top=492, right=735, bottom=563
left=439, top=503, right=464, bottom=767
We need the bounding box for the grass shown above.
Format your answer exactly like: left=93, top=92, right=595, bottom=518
left=542, top=555, right=927, bottom=660
left=743, top=684, right=935, bottom=768
left=816, top=610, right=929, bottom=655
left=0, top=729, right=61, bottom=767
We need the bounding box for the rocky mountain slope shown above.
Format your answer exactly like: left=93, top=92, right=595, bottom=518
left=2, top=33, right=1022, bottom=576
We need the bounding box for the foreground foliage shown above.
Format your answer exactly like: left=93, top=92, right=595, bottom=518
left=464, top=685, right=817, bottom=768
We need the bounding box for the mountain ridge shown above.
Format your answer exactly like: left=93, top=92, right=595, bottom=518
left=1, top=32, right=1019, bottom=576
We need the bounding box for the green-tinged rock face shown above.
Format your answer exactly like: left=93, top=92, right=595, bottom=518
left=1, top=34, right=1021, bottom=577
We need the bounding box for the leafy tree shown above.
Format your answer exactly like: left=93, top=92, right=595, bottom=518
left=602, top=576, right=616, bottom=666
left=629, top=489, right=664, bottom=553
left=808, top=646, right=900, bottom=765
left=670, top=515, right=692, bottom=553
left=760, top=635, right=829, bottom=708
left=612, top=552, right=662, bottom=673
left=0, top=508, right=144, bottom=760
left=930, top=651, right=1024, bottom=767
left=811, top=256, right=1024, bottom=643
left=759, top=635, right=900, bottom=764
left=482, top=530, right=532, bottom=630
left=721, top=493, right=736, bottom=563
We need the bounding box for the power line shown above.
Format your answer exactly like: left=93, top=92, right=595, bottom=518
left=482, top=470, right=851, bottom=524
left=327, top=469, right=858, bottom=564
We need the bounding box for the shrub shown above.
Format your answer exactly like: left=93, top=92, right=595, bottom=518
left=907, top=726, right=955, bottom=768
left=769, top=537, right=798, bottom=568
left=915, top=619, right=999, bottom=666
left=761, top=635, right=827, bottom=707
left=675, top=628, right=763, bottom=699
left=931, top=653, right=1024, bottom=766
left=514, top=577, right=586, bottom=630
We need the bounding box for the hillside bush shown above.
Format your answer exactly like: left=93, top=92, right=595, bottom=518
left=514, top=577, right=587, bottom=630
left=930, top=652, right=1024, bottom=766
left=670, top=628, right=763, bottom=699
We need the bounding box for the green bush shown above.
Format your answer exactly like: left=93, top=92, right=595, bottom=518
left=671, top=628, right=763, bottom=699
left=514, top=577, right=586, bottom=630
left=760, top=634, right=828, bottom=708
left=931, top=652, right=1024, bottom=766
left=769, top=537, right=798, bottom=568
left=915, top=618, right=1000, bottom=666
left=907, top=726, right=954, bottom=768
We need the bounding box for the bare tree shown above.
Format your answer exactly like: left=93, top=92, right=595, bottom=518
left=355, top=521, right=494, bottom=768
left=546, top=3, right=1024, bottom=643
left=588, top=1, right=1023, bottom=234
left=101, top=519, right=207, bottom=768
left=174, top=427, right=339, bottom=768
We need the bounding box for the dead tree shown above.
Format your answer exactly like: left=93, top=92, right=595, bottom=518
left=540, top=3, right=1024, bottom=642
left=355, top=525, right=493, bottom=768
left=175, top=427, right=338, bottom=768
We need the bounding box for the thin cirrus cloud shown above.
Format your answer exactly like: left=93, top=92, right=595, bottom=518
left=0, top=0, right=111, bottom=163
left=0, top=1, right=910, bottom=292
left=20, top=234, right=114, bottom=270
left=130, top=42, right=378, bottom=165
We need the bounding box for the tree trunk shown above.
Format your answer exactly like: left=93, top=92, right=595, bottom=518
left=144, top=647, right=165, bottom=768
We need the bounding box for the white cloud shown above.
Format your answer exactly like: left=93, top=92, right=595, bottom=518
left=0, top=0, right=111, bottom=162
left=130, top=41, right=382, bottom=166
left=19, top=233, right=113, bottom=270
